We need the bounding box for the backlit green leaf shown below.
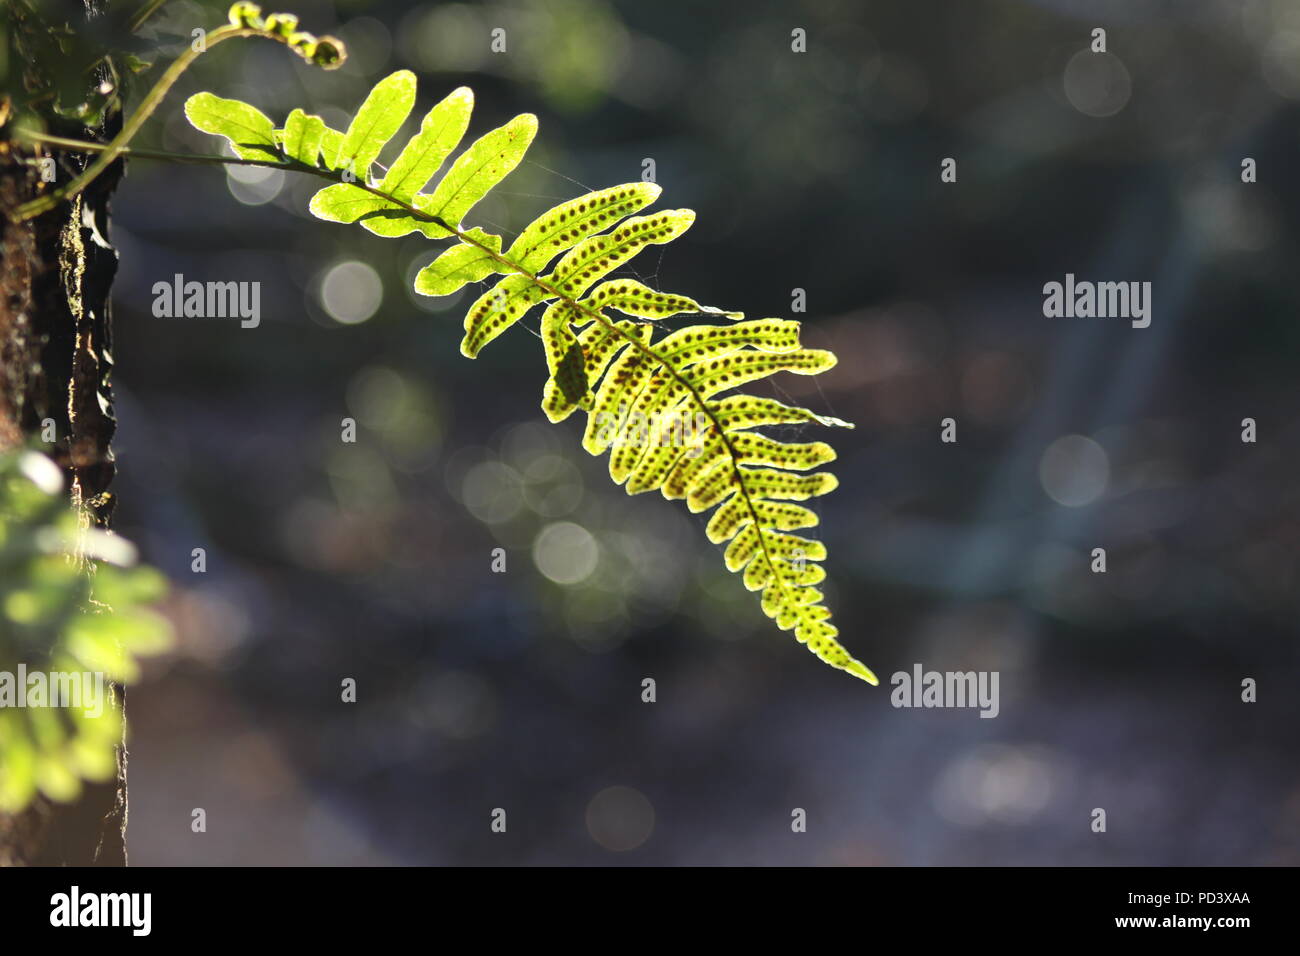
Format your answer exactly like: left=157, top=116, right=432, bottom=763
left=422, top=113, right=537, bottom=229
left=281, top=108, right=326, bottom=166
left=459, top=274, right=550, bottom=357
left=256, top=71, right=876, bottom=685
left=0, top=450, right=173, bottom=813
left=336, top=69, right=417, bottom=179
left=184, top=92, right=279, bottom=161
left=506, top=183, right=661, bottom=273
left=548, top=210, right=695, bottom=298
left=414, top=228, right=506, bottom=296
left=380, top=86, right=474, bottom=201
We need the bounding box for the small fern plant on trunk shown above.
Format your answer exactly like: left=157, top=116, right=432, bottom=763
left=13, top=3, right=877, bottom=685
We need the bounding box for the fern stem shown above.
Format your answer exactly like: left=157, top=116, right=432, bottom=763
left=129, top=0, right=173, bottom=33
left=26, top=133, right=793, bottom=599
left=11, top=24, right=286, bottom=222
left=13, top=132, right=284, bottom=167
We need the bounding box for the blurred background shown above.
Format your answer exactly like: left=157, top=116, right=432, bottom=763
left=106, top=0, right=1300, bottom=864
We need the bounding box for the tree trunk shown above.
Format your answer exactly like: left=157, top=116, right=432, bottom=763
left=0, top=0, right=126, bottom=866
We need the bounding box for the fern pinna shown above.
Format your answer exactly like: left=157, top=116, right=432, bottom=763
left=185, top=43, right=877, bottom=683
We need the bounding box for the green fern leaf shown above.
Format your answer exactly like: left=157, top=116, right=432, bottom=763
left=305, top=71, right=427, bottom=236
left=579, top=278, right=742, bottom=325
left=460, top=274, right=553, bottom=357
left=656, top=319, right=801, bottom=364
left=419, top=113, right=537, bottom=234
left=379, top=86, right=474, bottom=201
left=414, top=227, right=506, bottom=296
left=184, top=71, right=877, bottom=684
left=505, top=183, right=662, bottom=273
left=540, top=303, right=586, bottom=408
left=708, top=395, right=853, bottom=431
left=685, top=349, right=838, bottom=399
left=548, top=210, right=695, bottom=297
left=336, top=69, right=417, bottom=178
left=541, top=320, right=651, bottom=423
left=0, top=450, right=173, bottom=812
left=281, top=107, right=327, bottom=165
left=735, top=467, right=840, bottom=500
left=319, top=126, right=345, bottom=169
left=183, top=92, right=279, bottom=161
left=308, top=182, right=388, bottom=225
left=580, top=345, right=658, bottom=455
left=304, top=71, right=465, bottom=238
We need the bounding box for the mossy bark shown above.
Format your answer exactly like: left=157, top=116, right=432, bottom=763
left=0, top=0, right=126, bottom=866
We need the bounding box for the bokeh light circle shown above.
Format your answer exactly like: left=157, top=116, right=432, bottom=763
left=533, top=522, right=599, bottom=585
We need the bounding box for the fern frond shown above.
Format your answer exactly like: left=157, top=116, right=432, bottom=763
left=184, top=69, right=877, bottom=685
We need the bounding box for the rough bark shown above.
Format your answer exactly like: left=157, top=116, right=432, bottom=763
left=0, top=0, right=126, bottom=866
